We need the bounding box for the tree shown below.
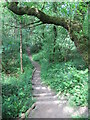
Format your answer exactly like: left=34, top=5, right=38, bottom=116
left=20, top=22, right=24, bottom=73
left=7, top=2, right=88, bottom=64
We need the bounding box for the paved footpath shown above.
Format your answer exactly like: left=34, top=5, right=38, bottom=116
left=28, top=56, right=88, bottom=118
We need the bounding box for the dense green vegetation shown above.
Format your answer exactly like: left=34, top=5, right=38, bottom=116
left=2, top=64, right=34, bottom=118
left=1, top=1, right=88, bottom=119
left=1, top=4, right=35, bottom=117
left=33, top=52, right=88, bottom=107
left=2, top=54, right=35, bottom=118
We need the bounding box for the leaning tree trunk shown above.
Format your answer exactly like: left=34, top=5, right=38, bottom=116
left=20, top=23, right=23, bottom=73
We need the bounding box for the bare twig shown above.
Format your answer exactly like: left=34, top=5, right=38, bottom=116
left=41, top=2, right=45, bottom=11
left=28, top=22, right=43, bottom=29
left=4, top=22, right=43, bottom=29
left=22, top=20, right=41, bottom=28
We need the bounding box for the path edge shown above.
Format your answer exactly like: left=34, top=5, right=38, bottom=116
left=18, top=67, right=37, bottom=120
left=20, top=103, right=36, bottom=120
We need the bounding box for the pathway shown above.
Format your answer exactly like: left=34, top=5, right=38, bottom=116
left=28, top=55, right=88, bottom=118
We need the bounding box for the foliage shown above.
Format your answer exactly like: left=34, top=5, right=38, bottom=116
left=32, top=25, right=76, bottom=63
left=1, top=2, right=88, bottom=118
left=1, top=4, right=36, bottom=118
left=33, top=50, right=88, bottom=107
left=83, top=11, right=88, bottom=37
left=30, top=42, right=42, bottom=54
left=2, top=54, right=34, bottom=118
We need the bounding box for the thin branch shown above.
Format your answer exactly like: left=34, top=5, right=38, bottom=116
left=41, top=2, right=45, bottom=11
left=4, top=20, right=41, bottom=28
left=4, top=22, right=43, bottom=29
left=28, top=23, right=43, bottom=29
left=22, top=20, right=41, bottom=28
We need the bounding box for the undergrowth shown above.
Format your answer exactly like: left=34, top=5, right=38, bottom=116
left=2, top=54, right=35, bottom=118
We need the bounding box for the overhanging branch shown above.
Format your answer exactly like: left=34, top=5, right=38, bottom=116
left=6, top=3, right=66, bottom=30
left=7, top=2, right=82, bottom=32
left=6, top=2, right=88, bottom=64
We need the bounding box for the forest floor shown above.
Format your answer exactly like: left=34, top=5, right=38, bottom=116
left=28, top=55, right=88, bottom=118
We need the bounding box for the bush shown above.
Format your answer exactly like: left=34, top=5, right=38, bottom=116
left=30, top=42, right=42, bottom=54
left=40, top=59, right=88, bottom=107
left=2, top=55, right=35, bottom=118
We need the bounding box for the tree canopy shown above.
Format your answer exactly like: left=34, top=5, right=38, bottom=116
left=6, top=2, right=88, bottom=64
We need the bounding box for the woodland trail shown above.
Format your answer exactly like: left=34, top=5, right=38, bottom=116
left=28, top=55, right=88, bottom=118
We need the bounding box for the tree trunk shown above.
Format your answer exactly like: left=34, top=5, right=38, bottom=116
left=20, top=24, right=23, bottom=73
left=14, top=20, right=18, bottom=40
left=53, top=25, right=57, bottom=62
